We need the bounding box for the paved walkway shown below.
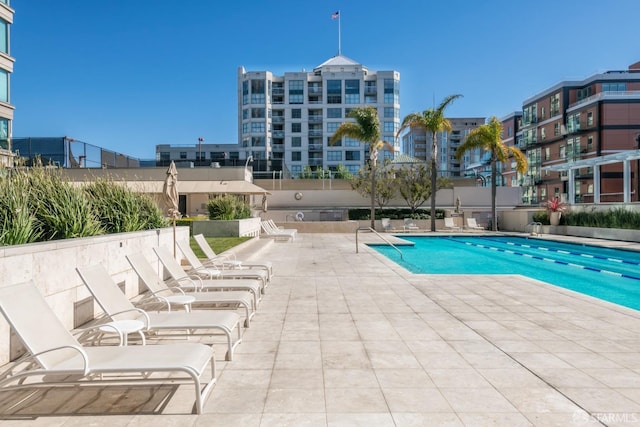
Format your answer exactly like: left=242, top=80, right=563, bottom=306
left=2, top=233, right=640, bottom=426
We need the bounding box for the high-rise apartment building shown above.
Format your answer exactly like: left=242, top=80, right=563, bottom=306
left=0, top=1, right=13, bottom=168
left=401, top=117, right=484, bottom=179
left=519, top=61, right=640, bottom=204
left=237, top=55, right=400, bottom=177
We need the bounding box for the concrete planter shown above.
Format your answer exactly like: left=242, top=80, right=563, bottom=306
left=541, top=225, right=640, bottom=243
left=192, top=218, right=261, bottom=237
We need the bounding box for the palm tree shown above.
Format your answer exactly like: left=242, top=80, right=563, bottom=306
left=397, top=94, right=462, bottom=231
left=456, top=116, right=528, bottom=231
left=330, top=106, right=390, bottom=229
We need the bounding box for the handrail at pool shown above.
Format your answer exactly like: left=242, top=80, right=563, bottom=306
left=355, top=227, right=403, bottom=259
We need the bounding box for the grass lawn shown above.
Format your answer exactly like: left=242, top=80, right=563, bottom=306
left=189, top=236, right=252, bottom=258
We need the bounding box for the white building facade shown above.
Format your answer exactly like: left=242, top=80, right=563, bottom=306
left=238, top=55, right=400, bottom=177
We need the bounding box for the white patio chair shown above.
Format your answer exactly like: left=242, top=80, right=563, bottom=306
left=193, top=233, right=273, bottom=279
left=466, top=217, right=484, bottom=231
left=444, top=217, right=461, bottom=231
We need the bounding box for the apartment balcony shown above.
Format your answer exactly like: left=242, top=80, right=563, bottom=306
left=364, top=87, right=377, bottom=95
left=308, top=158, right=323, bottom=166
left=308, top=130, right=323, bottom=137
left=308, top=100, right=323, bottom=104
left=308, top=144, right=323, bottom=152
left=272, top=131, right=284, bottom=138
left=308, top=116, right=323, bottom=123
left=414, top=144, right=427, bottom=149
left=307, top=87, right=322, bottom=95
left=272, top=116, right=284, bottom=123
left=272, top=88, right=284, bottom=95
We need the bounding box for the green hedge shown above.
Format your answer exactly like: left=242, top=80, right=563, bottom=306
left=532, top=208, right=640, bottom=229
left=348, top=208, right=445, bottom=220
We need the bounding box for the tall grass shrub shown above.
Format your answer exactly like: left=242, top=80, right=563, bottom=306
left=0, top=170, right=41, bottom=245
left=207, top=195, right=251, bottom=220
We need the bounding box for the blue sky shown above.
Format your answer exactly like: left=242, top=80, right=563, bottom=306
left=11, top=0, right=640, bottom=159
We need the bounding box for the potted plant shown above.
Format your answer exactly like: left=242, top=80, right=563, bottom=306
left=545, top=197, right=566, bottom=226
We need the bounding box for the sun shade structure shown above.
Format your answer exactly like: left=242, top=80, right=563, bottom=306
left=0, top=281, right=217, bottom=414
left=543, top=149, right=640, bottom=204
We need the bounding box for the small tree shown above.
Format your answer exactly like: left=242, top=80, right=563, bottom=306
left=350, top=162, right=396, bottom=210
left=333, top=164, right=353, bottom=180
left=395, top=164, right=452, bottom=215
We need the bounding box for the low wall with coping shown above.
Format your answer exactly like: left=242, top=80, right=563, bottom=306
left=0, top=227, right=190, bottom=365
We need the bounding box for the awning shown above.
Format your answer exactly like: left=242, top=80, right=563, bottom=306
left=74, top=180, right=271, bottom=195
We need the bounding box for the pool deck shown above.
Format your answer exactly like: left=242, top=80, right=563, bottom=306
left=2, top=232, right=640, bottom=426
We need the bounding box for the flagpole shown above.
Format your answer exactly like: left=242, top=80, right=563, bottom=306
left=338, top=10, right=341, bottom=55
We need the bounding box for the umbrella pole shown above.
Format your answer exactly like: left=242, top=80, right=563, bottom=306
left=172, top=219, right=176, bottom=258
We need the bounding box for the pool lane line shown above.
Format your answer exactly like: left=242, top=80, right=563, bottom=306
left=471, top=236, right=640, bottom=267
left=444, top=237, right=640, bottom=282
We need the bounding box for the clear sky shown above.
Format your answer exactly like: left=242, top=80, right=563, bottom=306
left=11, top=0, right=640, bottom=159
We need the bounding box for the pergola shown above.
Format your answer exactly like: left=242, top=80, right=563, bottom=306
left=543, top=149, right=640, bottom=204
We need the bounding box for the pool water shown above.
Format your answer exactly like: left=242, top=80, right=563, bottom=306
left=371, top=236, right=640, bottom=311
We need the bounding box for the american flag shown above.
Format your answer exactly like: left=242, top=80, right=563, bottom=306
left=331, top=11, right=339, bottom=19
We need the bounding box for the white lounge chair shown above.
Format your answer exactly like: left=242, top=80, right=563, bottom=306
left=260, top=221, right=296, bottom=241
left=173, top=242, right=269, bottom=290
left=152, top=246, right=263, bottom=305
left=444, top=217, right=461, bottom=231
left=126, top=252, right=256, bottom=327
left=0, top=280, right=216, bottom=414
left=403, top=218, right=420, bottom=232
left=193, top=233, right=273, bottom=279
left=466, top=217, right=484, bottom=231
left=267, top=219, right=297, bottom=238
left=381, top=218, right=396, bottom=232
left=76, top=264, right=243, bottom=361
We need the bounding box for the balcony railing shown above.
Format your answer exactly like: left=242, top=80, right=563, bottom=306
left=308, top=144, right=323, bottom=151
left=364, top=87, right=377, bottom=94
left=308, top=116, right=323, bottom=123
left=272, top=116, right=284, bottom=123
left=307, top=87, right=322, bottom=94
left=308, top=130, right=323, bottom=136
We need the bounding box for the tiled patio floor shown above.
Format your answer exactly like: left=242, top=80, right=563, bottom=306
left=2, top=233, right=640, bottom=426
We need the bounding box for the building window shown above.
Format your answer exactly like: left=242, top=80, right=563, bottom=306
left=587, top=136, right=593, bottom=151
left=0, top=69, right=7, bottom=103
left=559, top=145, right=566, bottom=159
left=291, top=109, right=301, bottom=119
left=550, top=93, right=560, bottom=116
left=251, top=108, right=265, bottom=118
left=540, top=127, right=546, bottom=141
left=0, top=20, right=7, bottom=55
left=159, top=152, right=170, bottom=162
left=242, top=109, right=249, bottom=120
left=384, top=107, right=395, bottom=118
left=326, top=151, right=342, bottom=161
left=384, top=79, right=399, bottom=104
left=508, top=126, right=513, bottom=137
left=242, top=80, right=249, bottom=105
left=291, top=122, right=301, bottom=133
left=252, top=136, right=265, bottom=146
left=344, top=137, right=360, bottom=147
left=346, top=151, right=360, bottom=161
left=327, top=80, right=342, bottom=104
left=327, top=122, right=340, bottom=132
left=328, top=136, right=341, bottom=147
left=242, top=123, right=248, bottom=134
left=291, top=151, right=301, bottom=161
left=540, top=107, right=545, bottom=120
left=587, top=111, right=593, bottom=126
left=288, top=80, right=303, bottom=104
left=291, top=165, right=302, bottom=177
left=383, top=122, right=397, bottom=133
left=345, top=79, right=360, bottom=104
left=251, top=122, right=265, bottom=133
left=554, top=123, right=559, bottom=136
left=545, top=147, right=550, bottom=160
left=327, top=108, right=341, bottom=118
left=602, top=82, right=626, bottom=92
left=250, top=79, right=265, bottom=104
left=179, top=152, right=187, bottom=159
left=291, top=136, right=302, bottom=147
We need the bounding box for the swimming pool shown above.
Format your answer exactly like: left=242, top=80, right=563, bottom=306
left=370, top=236, right=640, bottom=311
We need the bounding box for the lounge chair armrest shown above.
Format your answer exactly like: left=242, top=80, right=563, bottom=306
left=108, top=308, right=151, bottom=329
left=31, top=345, right=90, bottom=375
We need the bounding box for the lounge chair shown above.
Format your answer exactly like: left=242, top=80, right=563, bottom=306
left=172, top=242, right=269, bottom=290
left=267, top=219, right=297, bottom=237
left=193, top=233, right=273, bottom=279
left=444, top=217, right=461, bottom=231
left=0, top=281, right=216, bottom=414
left=76, top=264, right=242, bottom=361
left=152, top=246, right=263, bottom=305
left=466, top=217, right=484, bottom=231
left=126, top=252, right=256, bottom=327
left=260, top=221, right=296, bottom=241
left=381, top=218, right=396, bottom=232
left=403, top=218, right=420, bottom=232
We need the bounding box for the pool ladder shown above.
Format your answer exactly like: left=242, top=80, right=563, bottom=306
left=526, top=222, right=542, bottom=236
left=355, top=226, right=403, bottom=259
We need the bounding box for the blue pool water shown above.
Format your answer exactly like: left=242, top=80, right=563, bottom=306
left=371, top=236, right=640, bottom=311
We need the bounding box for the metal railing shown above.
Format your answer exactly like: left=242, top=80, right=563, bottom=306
left=355, top=227, right=403, bottom=259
